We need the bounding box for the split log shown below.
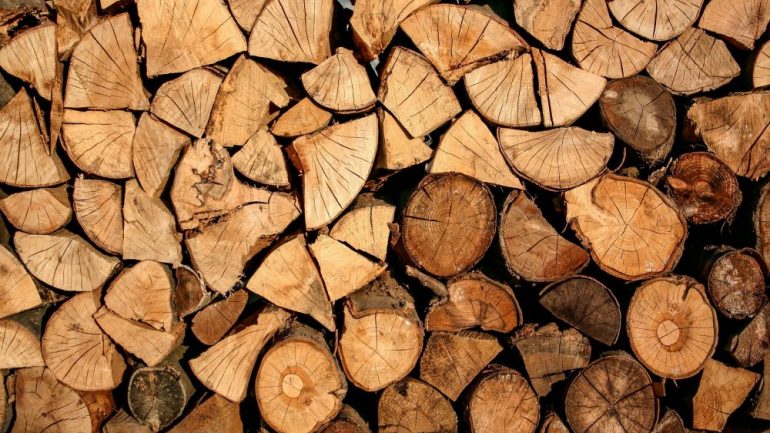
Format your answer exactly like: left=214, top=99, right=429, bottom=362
left=302, top=48, right=376, bottom=113
left=692, top=359, right=760, bottom=431
left=255, top=323, right=347, bottom=433
left=338, top=273, right=424, bottom=391
left=207, top=56, right=291, bottom=147
left=429, top=110, right=523, bottom=189
left=565, top=354, right=657, bottom=433
left=758, top=183, right=770, bottom=268
left=271, top=98, right=332, bottom=138
left=0, top=186, right=71, bottom=234
left=15, top=229, right=120, bottom=292
left=514, top=0, right=580, bottom=50
left=510, top=323, right=591, bottom=396
left=425, top=272, right=522, bottom=333
left=646, top=28, right=739, bottom=95
left=533, top=49, right=606, bottom=127
left=539, top=276, right=621, bottom=346
left=666, top=152, right=741, bottom=224
left=132, top=113, right=190, bottom=198
left=0, top=319, right=44, bottom=369
left=706, top=248, right=767, bottom=319
left=466, top=365, right=539, bottom=433
left=329, top=195, right=395, bottom=261
left=0, top=245, right=41, bottom=319
left=463, top=53, right=541, bottom=128
left=227, top=0, right=267, bottom=30
left=247, top=0, right=332, bottom=64
left=540, top=412, right=569, bottom=433
left=756, top=41, right=770, bottom=88
left=350, top=0, right=437, bottom=60
left=626, top=276, right=718, bottom=379
left=41, top=291, right=126, bottom=391
left=150, top=68, right=222, bottom=138
left=608, top=0, right=703, bottom=41
left=565, top=173, right=687, bottom=280
left=374, top=108, right=433, bottom=170
left=699, top=0, right=770, bottom=50
left=498, top=126, right=614, bottom=190
left=320, top=405, right=370, bottom=433
left=173, top=265, right=210, bottom=319
left=247, top=236, right=334, bottom=330
left=652, top=410, right=688, bottom=433
left=190, top=305, right=290, bottom=402
left=499, top=191, right=589, bottom=282
left=753, top=357, right=770, bottom=420
left=72, top=177, right=123, bottom=255
left=377, top=46, right=461, bottom=138
left=310, top=234, right=387, bottom=301
left=103, top=410, right=153, bottom=433
left=400, top=3, right=528, bottom=84
left=104, top=261, right=174, bottom=331
left=53, top=0, right=98, bottom=59
left=419, top=330, right=502, bottom=400
left=0, top=24, right=56, bottom=100
left=727, top=304, right=770, bottom=367
left=136, top=0, right=246, bottom=76
left=378, top=378, right=457, bottom=433
left=123, top=179, right=182, bottom=265
left=232, top=129, right=290, bottom=188
left=191, top=289, right=248, bottom=345
left=571, top=0, right=657, bottom=78
left=128, top=354, right=194, bottom=431
left=62, top=109, right=136, bottom=179
left=166, top=395, right=243, bottom=433
left=402, top=173, right=496, bottom=278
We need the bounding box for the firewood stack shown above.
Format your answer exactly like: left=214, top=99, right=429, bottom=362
left=3, top=0, right=770, bottom=432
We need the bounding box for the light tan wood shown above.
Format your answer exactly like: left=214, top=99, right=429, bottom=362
left=0, top=24, right=56, bottom=100
left=302, top=48, right=376, bottom=113
left=65, top=13, right=148, bottom=110
left=401, top=4, right=528, bottom=84
left=608, top=0, right=703, bottom=41
left=378, top=378, right=458, bottom=433
left=0, top=245, right=41, bottom=319
left=132, top=113, right=190, bottom=197
left=62, top=109, right=136, bottom=179
left=533, top=49, right=606, bottom=127
left=515, top=0, right=580, bottom=50
left=123, top=179, right=182, bottom=265
left=755, top=41, right=770, bottom=88
left=191, top=290, right=248, bottom=345
left=692, top=359, right=759, bottom=431
left=310, top=234, right=387, bottom=301
left=54, top=0, right=98, bottom=59
left=227, top=0, right=268, bottom=30
left=752, top=357, right=770, bottom=420
left=94, top=307, right=185, bottom=367
left=232, top=128, right=290, bottom=188
left=73, top=177, right=123, bottom=254
left=248, top=0, right=333, bottom=64
left=467, top=365, right=539, bottom=433
left=378, top=47, right=461, bottom=138
left=0, top=319, right=44, bottom=369
left=103, top=409, right=153, bottom=433
left=699, top=0, right=770, bottom=50
left=166, top=394, right=243, bottom=433
left=0, top=186, right=71, bottom=234
left=728, top=304, right=770, bottom=367
left=104, top=261, right=174, bottom=331
left=190, top=305, right=290, bottom=402
left=374, top=108, right=433, bottom=170
left=272, top=97, right=332, bottom=138
left=329, top=195, right=395, bottom=261
left=151, top=68, right=223, bottom=138
left=15, top=229, right=120, bottom=292
left=350, top=0, right=438, bottom=60
left=137, top=0, right=246, bottom=76
left=42, top=291, right=126, bottom=391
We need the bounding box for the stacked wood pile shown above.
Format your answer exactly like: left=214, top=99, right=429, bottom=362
left=4, top=0, right=770, bottom=432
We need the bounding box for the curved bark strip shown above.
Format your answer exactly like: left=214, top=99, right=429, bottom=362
left=272, top=97, right=332, bottom=138
left=73, top=177, right=123, bottom=255
left=62, top=109, right=136, bottom=179
left=132, top=113, right=189, bottom=198
left=0, top=186, right=71, bottom=234
left=0, top=319, right=44, bottom=369
left=0, top=24, right=56, bottom=100
left=378, top=378, right=458, bottom=433
left=608, top=0, right=703, bottom=41
left=248, top=0, right=333, bottom=64
left=350, top=0, right=438, bottom=60
left=301, top=48, right=376, bottom=114
left=151, top=68, right=222, bottom=138
left=0, top=245, right=42, bottom=320
left=699, top=0, right=770, bottom=50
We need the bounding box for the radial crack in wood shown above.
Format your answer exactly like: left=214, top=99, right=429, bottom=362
left=374, top=108, right=433, bottom=170
left=104, top=261, right=174, bottom=331
left=62, top=109, right=136, bottom=179
left=0, top=185, right=71, bottom=234
left=727, top=304, right=770, bottom=367
left=608, top=0, right=703, bottom=41
left=757, top=183, right=770, bottom=269
left=467, top=365, right=540, bottom=433
left=0, top=24, right=56, bottom=100
left=54, top=0, right=98, bottom=59
left=755, top=41, right=770, bottom=88
left=699, top=0, right=770, bottom=50
left=378, top=378, right=458, bottom=433
left=174, top=265, right=211, bottom=319
left=127, top=361, right=193, bottom=431
left=301, top=48, right=376, bottom=114
left=132, top=113, right=190, bottom=198
left=73, top=177, right=123, bottom=255
left=329, top=195, right=395, bottom=261
left=752, top=356, right=770, bottom=420
left=0, top=245, right=41, bottom=319
left=271, top=97, right=332, bottom=138
left=692, top=359, right=759, bottom=431
left=227, top=0, right=267, bottom=30
left=515, top=0, right=580, bottom=50
left=310, top=234, right=387, bottom=301
left=166, top=394, right=243, bottom=433
left=123, top=179, right=182, bottom=265
left=191, top=289, right=248, bottom=345
left=350, top=0, right=438, bottom=60
left=103, top=409, right=153, bottom=433
left=94, top=307, right=185, bottom=367
left=232, top=128, right=290, bottom=188
left=707, top=248, right=766, bottom=319
left=0, top=319, right=44, bottom=369
left=151, top=68, right=222, bottom=138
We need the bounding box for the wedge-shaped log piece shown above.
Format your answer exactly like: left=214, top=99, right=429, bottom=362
left=123, top=179, right=182, bottom=265
left=248, top=0, right=333, bottom=64
left=515, top=0, right=580, bottom=50
left=667, top=152, right=742, bottom=224
left=167, top=394, right=243, bottom=433
left=467, top=365, right=539, bottom=433
left=0, top=186, right=71, bottom=234
left=609, top=0, right=703, bottom=41
left=15, top=229, right=120, bottom=292
left=191, top=305, right=289, bottom=402
left=0, top=246, right=41, bottom=319
left=310, top=234, right=387, bottom=301
left=572, top=0, right=657, bottom=79
left=104, top=410, right=152, bottom=433
left=104, top=261, right=174, bottom=331
left=499, top=191, right=589, bottom=282
left=12, top=368, right=94, bottom=433
left=232, top=129, right=290, bottom=187
left=540, top=276, right=621, bottom=346
left=727, top=304, right=770, bottom=367
left=647, top=28, right=739, bottom=95
left=151, top=68, right=222, bottom=138
left=378, top=47, right=461, bottom=138
left=565, top=174, right=687, bottom=280
left=430, top=111, right=523, bottom=189
left=94, top=307, right=185, bottom=367
left=756, top=41, right=770, bottom=88
left=0, top=319, right=44, bottom=368
left=464, top=53, right=540, bottom=128
left=320, top=405, right=369, bottom=433
left=128, top=358, right=193, bottom=431
left=133, top=114, right=189, bottom=197
left=651, top=410, right=688, bottom=433
left=227, top=0, right=267, bottom=30
left=65, top=13, right=148, bottom=110
left=688, top=92, right=770, bottom=180
left=378, top=378, right=457, bottom=433
left=533, top=49, right=606, bottom=127
left=302, top=48, right=376, bottom=113
left=599, top=76, right=676, bottom=165
left=565, top=354, right=656, bottom=433
left=207, top=56, right=292, bottom=147
left=272, top=98, right=332, bottom=138
left=541, top=412, right=569, bottom=433
left=699, top=0, right=770, bottom=50
left=191, top=289, right=247, bottom=345
left=137, top=0, right=246, bottom=76
left=0, top=89, right=68, bottom=187
left=401, top=4, right=528, bottom=84
left=175, top=265, right=210, bottom=319
left=62, top=109, right=135, bottom=179
left=499, top=127, right=613, bottom=190
left=42, top=291, right=126, bottom=391
left=54, top=0, right=98, bottom=59
left=338, top=274, right=424, bottom=391
left=692, top=359, right=759, bottom=431
left=256, top=324, right=347, bottom=433
left=247, top=236, right=334, bottom=330
left=73, top=177, right=123, bottom=254
left=329, top=195, right=395, bottom=261
left=293, top=114, right=377, bottom=230
left=0, top=24, right=55, bottom=99
left=351, top=0, right=437, bottom=60
left=403, top=173, right=496, bottom=277
left=426, top=273, right=521, bottom=333
left=375, top=108, right=433, bottom=170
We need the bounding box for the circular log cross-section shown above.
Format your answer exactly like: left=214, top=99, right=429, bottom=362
left=378, top=378, right=458, bottom=433
left=128, top=366, right=191, bottom=431
left=707, top=248, right=767, bottom=319
left=467, top=365, right=540, bottom=433
left=402, top=173, right=496, bottom=277
left=565, top=355, right=657, bottom=433
left=627, top=276, right=718, bottom=379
